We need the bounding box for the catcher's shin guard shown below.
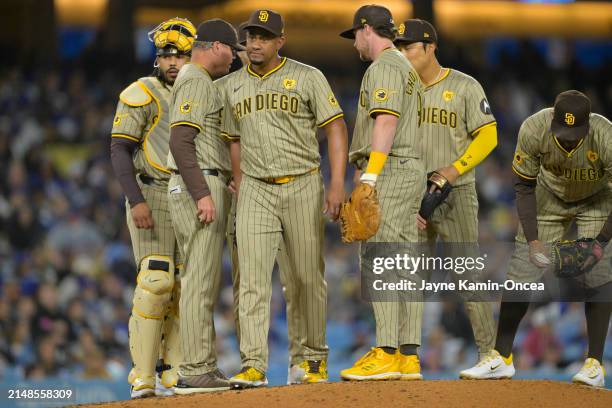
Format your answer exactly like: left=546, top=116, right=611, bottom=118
left=160, top=265, right=182, bottom=388
left=129, top=255, right=175, bottom=384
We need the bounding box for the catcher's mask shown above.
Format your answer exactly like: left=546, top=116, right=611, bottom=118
left=148, top=17, right=196, bottom=58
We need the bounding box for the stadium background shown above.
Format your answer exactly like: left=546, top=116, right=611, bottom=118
left=0, top=0, right=610, bottom=404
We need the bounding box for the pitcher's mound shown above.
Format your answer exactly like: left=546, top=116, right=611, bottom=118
left=87, top=380, right=610, bottom=408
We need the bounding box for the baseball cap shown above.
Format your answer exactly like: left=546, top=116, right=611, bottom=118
left=195, top=19, right=246, bottom=51
left=550, top=90, right=591, bottom=142
left=340, top=4, right=396, bottom=39
left=243, top=9, right=284, bottom=37
left=238, top=22, right=247, bottom=45
left=394, top=19, right=438, bottom=45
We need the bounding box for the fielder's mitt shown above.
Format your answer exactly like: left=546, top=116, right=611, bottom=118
left=339, top=183, right=381, bottom=243
left=418, top=171, right=453, bottom=220
left=551, top=238, right=604, bottom=278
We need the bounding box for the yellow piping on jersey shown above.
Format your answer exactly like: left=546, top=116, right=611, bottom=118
left=220, top=131, right=240, bottom=141
left=247, top=57, right=287, bottom=80
left=138, top=80, right=171, bottom=175
left=425, top=68, right=451, bottom=89
left=111, top=133, right=140, bottom=143
left=512, top=165, right=537, bottom=180
left=317, top=113, right=344, bottom=128
left=552, top=135, right=585, bottom=157
left=171, top=121, right=204, bottom=133
left=369, top=108, right=400, bottom=118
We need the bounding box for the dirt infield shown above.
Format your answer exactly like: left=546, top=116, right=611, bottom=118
left=84, top=380, right=610, bottom=408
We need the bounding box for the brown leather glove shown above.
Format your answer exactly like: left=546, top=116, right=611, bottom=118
left=339, top=183, right=381, bottom=243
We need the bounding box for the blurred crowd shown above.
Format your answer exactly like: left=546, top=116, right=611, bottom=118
left=0, top=38, right=610, bottom=382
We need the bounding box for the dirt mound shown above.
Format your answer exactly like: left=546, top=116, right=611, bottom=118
left=85, top=380, right=610, bottom=408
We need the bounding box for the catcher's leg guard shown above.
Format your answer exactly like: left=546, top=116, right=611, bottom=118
left=129, top=255, right=175, bottom=385
left=160, top=265, right=182, bottom=388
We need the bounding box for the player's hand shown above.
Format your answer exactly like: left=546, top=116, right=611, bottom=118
left=131, top=202, right=154, bottom=229
left=416, top=213, right=427, bottom=230
left=528, top=240, right=551, bottom=268
left=196, top=195, right=216, bottom=224
left=228, top=180, right=237, bottom=194
left=324, top=181, right=345, bottom=221
left=434, top=165, right=460, bottom=185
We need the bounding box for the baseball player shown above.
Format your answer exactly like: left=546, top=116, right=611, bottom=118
left=338, top=5, right=427, bottom=381
left=460, top=90, right=612, bottom=388
left=215, top=24, right=316, bottom=385
left=222, top=9, right=348, bottom=388
left=110, top=17, right=194, bottom=398
left=166, top=19, right=244, bottom=394
left=394, top=19, right=497, bottom=369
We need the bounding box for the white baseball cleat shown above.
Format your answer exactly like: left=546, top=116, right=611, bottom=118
left=130, top=377, right=156, bottom=399
left=287, top=364, right=306, bottom=384
left=572, top=358, right=606, bottom=388
left=155, top=373, right=175, bottom=397
left=459, top=350, right=515, bottom=380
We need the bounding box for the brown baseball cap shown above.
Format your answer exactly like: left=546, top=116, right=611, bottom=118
left=394, top=19, right=438, bottom=45
left=195, top=19, right=246, bottom=51
left=550, top=90, right=591, bottom=142
left=340, top=4, right=396, bottom=39
left=243, top=9, right=284, bottom=37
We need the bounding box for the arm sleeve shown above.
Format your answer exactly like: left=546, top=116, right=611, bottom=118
left=452, top=122, right=497, bottom=175
left=514, top=174, right=539, bottom=242
left=465, top=79, right=496, bottom=134
left=306, top=69, right=344, bottom=127
left=366, top=64, right=405, bottom=118
left=511, top=119, right=541, bottom=180
left=111, top=101, right=148, bottom=142
left=169, top=125, right=210, bottom=201
left=110, top=137, right=145, bottom=207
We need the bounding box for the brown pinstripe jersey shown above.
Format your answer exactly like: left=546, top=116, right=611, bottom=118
left=349, top=48, right=422, bottom=165
left=111, top=77, right=173, bottom=180
left=220, top=57, right=344, bottom=179
left=167, top=63, right=231, bottom=172
left=419, top=69, right=496, bottom=185
left=512, top=109, right=612, bottom=202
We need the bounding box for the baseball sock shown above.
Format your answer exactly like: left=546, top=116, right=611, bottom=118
left=381, top=347, right=396, bottom=355
left=494, top=301, right=529, bottom=358
left=585, top=301, right=612, bottom=362
left=399, top=344, right=418, bottom=356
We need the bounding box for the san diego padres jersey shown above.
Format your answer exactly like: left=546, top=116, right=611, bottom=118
left=111, top=77, right=172, bottom=181
left=349, top=48, right=422, bottom=166
left=221, top=57, right=344, bottom=179
left=512, top=109, right=612, bottom=202
left=419, top=69, right=496, bottom=185
left=167, top=63, right=231, bottom=172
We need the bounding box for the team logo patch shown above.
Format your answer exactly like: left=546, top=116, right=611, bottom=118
left=374, top=88, right=389, bottom=102
left=283, top=78, right=296, bottom=90
left=565, top=112, right=575, bottom=126
left=328, top=94, right=338, bottom=107
left=113, top=115, right=121, bottom=125
left=443, top=90, right=454, bottom=102
left=514, top=150, right=526, bottom=165
left=480, top=98, right=492, bottom=115
left=180, top=101, right=192, bottom=114
left=259, top=11, right=269, bottom=22
left=398, top=23, right=405, bottom=35
left=587, top=150, right=598, bottom=162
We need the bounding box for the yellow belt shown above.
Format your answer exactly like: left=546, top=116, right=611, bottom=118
left=260, top=167, right=319, bottom=184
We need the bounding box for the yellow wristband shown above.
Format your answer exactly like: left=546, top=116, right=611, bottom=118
left=366, top=151, right=388, bottom=175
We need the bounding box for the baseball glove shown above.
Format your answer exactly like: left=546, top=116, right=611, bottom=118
left=551, top=238, right=604, bottom=278
left=418, top=171, right=453, bottom=220
left=339, top=183, right=381, bottom=243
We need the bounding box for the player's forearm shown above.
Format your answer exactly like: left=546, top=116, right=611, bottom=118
left=514, top=174, right=538, bottom=242
left=110, top=137, right=145, bottom=207
left=370, top=114, right=398, bottom=155
left=452, top=123, right=497, bottom=175
left=324, top=118, right=348, bottom=186
left=169, top=125, right=210, bottom=201
left=230, top=141, right=242, bottom=185
left=596, top=211, right=612, bottom=244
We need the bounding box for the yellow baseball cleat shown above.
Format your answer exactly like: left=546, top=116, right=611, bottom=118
left=230, top=367, right=268, bottom=389
left=340, top=348, right=400, bottom=381
left=396, top=351, right=423, bottom=380
left=301, top=360, right=328, bottom=383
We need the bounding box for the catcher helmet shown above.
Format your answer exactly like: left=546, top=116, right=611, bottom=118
left=148, top=17, right=196, bottom=56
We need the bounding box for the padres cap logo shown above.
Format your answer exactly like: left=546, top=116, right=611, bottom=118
left=113, top=115, right=122, bottom=125
left=374, top=88, right=389, bottom=102
left=328, top=94, right=338, bottom=107
left=180, top=101, right=192, bottom=113
left=587, top=150, right=598, bottom=162
left=259, top=10, right=269, bottom=22
left=564, top=112, right=575, bottom=126
left=443, top=90, right=454, bottom=102
left=398, top=23, right=405, bottom=35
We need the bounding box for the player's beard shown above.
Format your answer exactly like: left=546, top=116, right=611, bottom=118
left=160, top=67, right=179, bottom=85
